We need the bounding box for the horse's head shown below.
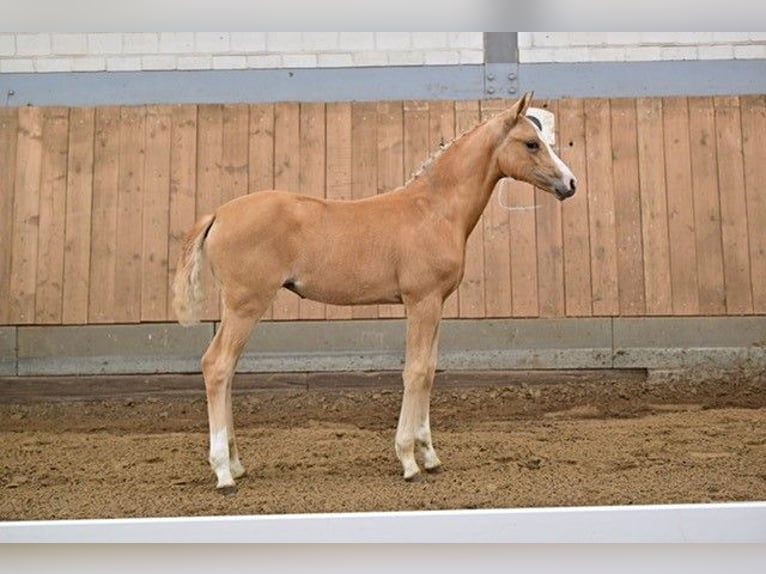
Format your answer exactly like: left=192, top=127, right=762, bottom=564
left=495, top=92, right=577, bottom=201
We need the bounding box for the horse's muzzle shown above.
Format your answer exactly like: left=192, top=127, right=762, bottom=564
left=554, top=179, right=577, bottom=201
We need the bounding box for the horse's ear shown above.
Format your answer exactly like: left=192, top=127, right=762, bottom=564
left=506, top=91, right=534, bottom=128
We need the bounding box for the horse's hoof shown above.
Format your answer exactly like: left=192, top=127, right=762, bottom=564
left=425, top=464, right=444, bottom=474
left=218, top=484, right=237, bottom=496
left=404, top=472, right=426, bottom=483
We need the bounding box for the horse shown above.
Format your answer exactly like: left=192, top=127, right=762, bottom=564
left=172, top=92, right=577, bottom=492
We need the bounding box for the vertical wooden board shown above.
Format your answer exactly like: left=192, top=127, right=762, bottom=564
left=350, top=101, right=379, bottom=319
left=662, top=97, right=700, bottom=315
left=740, top=95, right=766, bottom=313
left=62, top=107, right=95, bottom=325
left=583, top=98, right=619, bottom=316
left=609, top=98, right=645, bottom=316
left=141, top=105, right=172, bottom=322
left=688, top=97, right=726, bottom=315
left=534, top=100, right=565, bottom=318
left=114, top=106, right=146, bottom=323
left=454, top=100, right=485, bottom=318
left=221, top=104, right=250, bottom=205
left=249, top=103, right=275, bottom=194
left=272, top=102, right=302, bottom=320
left=481, top=100, right=513, bottom=318
left=167, top=105, right=198, bottom=322
left=403, top=100, right=430, bottom=182
left=196, top=104, right=224, bottom=321
left=714, top=96, right=753, bottom=315
left=10, top=107, right=44, bottom=324
left=299, top=102, right=327, bottom=320
left=35, top=107, right=70, bottom=324
left=557, top=99, right=592, bottom=317
left=0, top=108, right=18, bottom=325
left=89, top=107, right=121, bottom=323
left=506, top=180, right=538, bottom=317
left=376, top=101, right=405, bottom=319
left=636, top=97, right=672, bottom=315
left=429, top=100, right=460, bottom=318
left=325, top=102, right=353, bottom=320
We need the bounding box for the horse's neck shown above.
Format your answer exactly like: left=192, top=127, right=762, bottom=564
left=419, top=118, right=504, bottom=239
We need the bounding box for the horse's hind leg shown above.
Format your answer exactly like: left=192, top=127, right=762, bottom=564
left=202, top=295, right=271, bottom=492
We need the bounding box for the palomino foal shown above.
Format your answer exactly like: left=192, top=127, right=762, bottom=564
left=173, top=92, right=577, bottom=492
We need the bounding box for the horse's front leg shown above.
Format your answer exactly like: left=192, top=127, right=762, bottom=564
left=396, top=295, right=443, bottom=481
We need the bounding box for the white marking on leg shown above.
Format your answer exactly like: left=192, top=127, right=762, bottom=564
left=209, top=428, right=234, bottom=488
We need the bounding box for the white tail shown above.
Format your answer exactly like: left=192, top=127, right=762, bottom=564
left=172, top=214, right=215, bottom=326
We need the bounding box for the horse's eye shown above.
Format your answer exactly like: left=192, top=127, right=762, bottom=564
left=526, top=140, right=540, bottom=151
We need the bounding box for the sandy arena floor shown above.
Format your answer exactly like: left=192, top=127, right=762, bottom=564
left=1, top=368, right=765, bottom=521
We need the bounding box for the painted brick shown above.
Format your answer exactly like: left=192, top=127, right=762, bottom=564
left=123, top=33, right=159, bottom=54
left=0, top=34, right=14, bottom=56
left=195, top=32, right=230, bottom=53
left=459, top=49, right=483, bottom=64
left=588, top=47, right=628, bottom=62
left=551, top=47, right=592, bottom=63
left=230, top=32, right=267, bottom=53
left=70, top=56, right=106, bottom=71
left=177, top=55, right=212, bottom=70
left=569, top=32, right=609, bottom=46
left=660, top=46, right=699, bottom=61
left=386, top=50, right=425, bottom=66
left=424, top=50, right=460, bottom=65
left=106, top=56, right=142, bottom=71
left=531, top=33, right=570, bottom=48
left=605, top=32, right=642, bottom=46
left=519, top=48, right=556, bottom=64
left=411, top=32, right=448, bottom=49
left=338, top=32, right=375, bottom=51
left=282, top=54, right=318, bottom=68
left=317, top=53, right=354, bottom=67
left=266, top=32, right=303, bottom=53
left=88, top=33, right=122, bottom=55
left=375, top=32, right=411, bottom=50
left=623, top=45, right=663, bottom=61
left=52, top=33, right=87, bottom=55
left=697, top=44, right=735, bottom=60
left=212, top=55, right=247, bottom=69
left=301, top=32, right=339, bottom=51
left=446, top=32, right=482, bottom=50
left=15, top=33, right=51, bottom=56
left=351, top=51, right=388, bottom=67
left=246, top=54, right=282, bottom=69
left=1, top=58, right=35, bottom=72
left=159, top=32, right=195, bottom=54
left=141, top=55, right=177, bottom=70
left=734, top=44, right=766, bottom=59
left=638, top=32, right=685, bottom=45
left=748, top=32, right=766, bottom=42
left=712, top=32, right=751, bottom=43
left=34, top=57, right=73, bottom=72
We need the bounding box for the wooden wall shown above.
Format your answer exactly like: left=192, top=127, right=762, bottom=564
left=0, top=96, right=764, bottom=326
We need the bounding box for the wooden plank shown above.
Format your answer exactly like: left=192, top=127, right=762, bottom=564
left=429, top=100, right=459, bottom=318
left=88, top=107, right=121, bottom=323
left=350, top=101, right=379, bottom=319
left=272, top=102, right=302, bottom=320
left=221, top=104, right=250, bottom=205
left=688, top=97, right=726, bottom=315
left=636, top=97, right=672, bottom=315
left=557, top=98, right=592, bottom=317
left=62, top=107, right=95, bottom=325
left=481, top=100, right=513, bottom=318
left=10, top=107, right=44, bottom=324
left=195, top=104, right=224, bottom=321
left=0, top=108, right=18, bottom=325
left=324, top=102, right=353, bottom=321
left=35, top=107, right=70, bottom=324
left=376, top=101, right=405, bottom=319
left=662, top=97, right=700, bottom=315
left=535, top=99, right=565, bottom=318
left=506, top=179, right=538, bottom=317
left=740, top=95, right=766, bottom=313
left=609, top=98, right=645, bottom=316
left=583, top=98, right=618, bottom=316
left=714, top=96, right=753, bottom=314
left=140, top=105, right=172, bottom=322
left=114, top=106, right=147, bottom=323
left=454, top=100, right=485, bottom=318
left=298, top=102, right=327, bottom=320
left=167, top=105, right=198, bottom=322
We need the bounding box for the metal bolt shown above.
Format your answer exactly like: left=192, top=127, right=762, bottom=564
left=508, top=73, right=517, bottom=81
left=487, top=86, right=496, bottom=95
left=487, top=73, right=495, bottom=81
left=508, top=87, right=517, bottom=94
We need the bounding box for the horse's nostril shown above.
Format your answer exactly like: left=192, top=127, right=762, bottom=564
left=570, top=179, right=577, bottom=193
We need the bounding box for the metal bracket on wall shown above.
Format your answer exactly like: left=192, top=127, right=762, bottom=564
left=483, top=63, right=519, bottom=98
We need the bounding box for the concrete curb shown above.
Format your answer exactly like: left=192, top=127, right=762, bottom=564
left=0, top=317, right=764, bottom=377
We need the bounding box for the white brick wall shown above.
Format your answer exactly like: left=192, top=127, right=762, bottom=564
left=519, top=32, right=766, bottom=63
left=0, top=32, right=484, bottom=73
